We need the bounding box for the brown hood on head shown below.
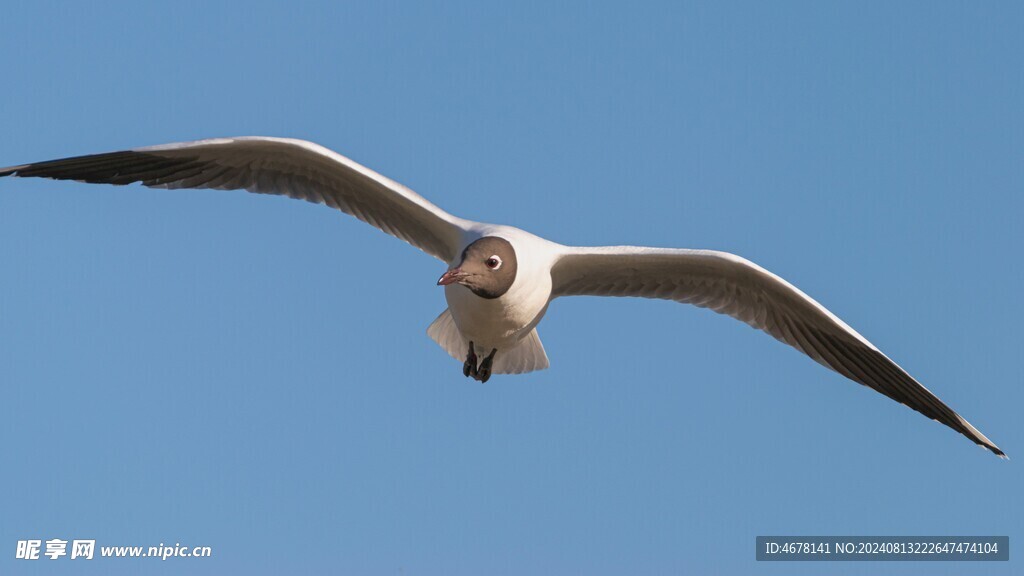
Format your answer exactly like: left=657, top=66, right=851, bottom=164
left=439, top=236, right=518, bottom=299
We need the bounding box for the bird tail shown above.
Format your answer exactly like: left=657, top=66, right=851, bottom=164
left=427, top=309, right=550, bottom=375
left=491, top=328, right=549, bottom=374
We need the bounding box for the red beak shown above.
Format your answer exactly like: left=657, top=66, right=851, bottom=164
left=437, top=268, right=466, bottom=286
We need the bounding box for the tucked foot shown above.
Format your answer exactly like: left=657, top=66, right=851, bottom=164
left=463, top=341, right=478, bottom=378
left=476, top=348, right=498, bottom=383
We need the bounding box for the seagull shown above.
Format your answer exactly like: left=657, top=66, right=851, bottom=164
left=0, top=137, right=1005, bottom=457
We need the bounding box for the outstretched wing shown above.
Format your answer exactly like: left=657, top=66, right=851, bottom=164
left=0, top=137, right=473, bottom=262
left=550, top=245, right=1004, bottom=457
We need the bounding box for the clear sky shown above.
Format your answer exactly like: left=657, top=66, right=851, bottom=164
left=1, top=1, right=1021, bottom=574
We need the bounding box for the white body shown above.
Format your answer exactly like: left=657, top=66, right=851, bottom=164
left=446, top=226, right=557, bottom=346
left=434, top=225, right=561, bottom=374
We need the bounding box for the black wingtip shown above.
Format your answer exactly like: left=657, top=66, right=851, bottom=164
left=0, top=151, right=194, bottom=186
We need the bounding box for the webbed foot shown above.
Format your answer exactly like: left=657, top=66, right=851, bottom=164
left=463, top=341, right=478, bottom=378
left=476, top=348, right=498, bottom=383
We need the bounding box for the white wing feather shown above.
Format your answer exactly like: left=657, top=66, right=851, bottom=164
left=550, top=245, right=1004, bottom=457
left=0, top=137, right=473, bottom=262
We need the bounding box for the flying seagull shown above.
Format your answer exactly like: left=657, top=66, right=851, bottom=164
left=0, top=137, right=1005, bottom=457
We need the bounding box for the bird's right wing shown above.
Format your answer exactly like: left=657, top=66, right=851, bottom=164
left=0, top=137, right=474, bottom=262
left=550, top=245, right=1005, bottom=457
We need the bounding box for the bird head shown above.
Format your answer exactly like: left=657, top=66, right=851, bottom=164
left=437, top=236, right=518, bottom=299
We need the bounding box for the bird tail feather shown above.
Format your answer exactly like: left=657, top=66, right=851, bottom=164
left=426, top=309, right=550, bottom=375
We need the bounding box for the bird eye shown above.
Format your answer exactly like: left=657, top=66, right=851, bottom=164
left=485, top=256, right=502, bottom=269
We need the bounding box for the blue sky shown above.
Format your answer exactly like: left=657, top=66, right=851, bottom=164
left=1, top=1, right=1021, bottom=574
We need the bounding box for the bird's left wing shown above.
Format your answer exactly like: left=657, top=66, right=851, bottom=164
left=0, top=137, right=472, bottom=262
left=550, top=245, right=1004, bottom=457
